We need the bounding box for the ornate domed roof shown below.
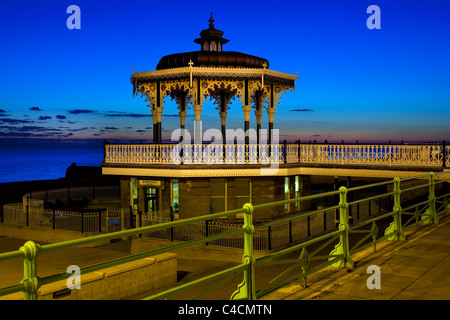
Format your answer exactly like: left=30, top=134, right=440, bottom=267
left=156, top=13, right=269, bottom=70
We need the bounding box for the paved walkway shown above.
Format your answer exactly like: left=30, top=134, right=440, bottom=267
left=262, top=214, right=450, bottom=300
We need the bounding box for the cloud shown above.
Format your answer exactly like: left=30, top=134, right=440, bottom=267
left=0, top=110, right=11, bottom=116
left=290, top=108, right=314, bottom=112
left=136, top=130, right=147, bottom=132
left=0, top=124, right=63, bottom=138
left=107, top=111, right=127, bottom=114
left=105, top=112, right=148, bottom=118
left=58, top=133, right=74, bottom=138
left=104, top=127, right=119, bottom=130
left=68, top=127, right=90, bottom=132
left=39, top=116, right=52, bottom=121
left=0, top=118, right=33, bottom=124
left=30, top=106, right=41, bottom=111
left=69, top=109, right=95, bottom=115
left=56, top=115, right=67, bottom=120
left=19, top=126, right=61, bottom=132
left=0, top=132, right=33, bottom=137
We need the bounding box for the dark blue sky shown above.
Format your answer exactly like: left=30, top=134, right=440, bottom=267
left=0, top=0, right=449, bottom=145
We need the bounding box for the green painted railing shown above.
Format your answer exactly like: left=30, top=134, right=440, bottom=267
left=0, top=172, right=449, bottom=300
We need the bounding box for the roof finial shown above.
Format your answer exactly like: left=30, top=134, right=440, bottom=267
left=209, top=12, right=215, bottom=28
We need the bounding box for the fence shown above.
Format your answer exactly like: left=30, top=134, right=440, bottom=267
left=1, top=174, right=439, bottom=251
left=0, top=171, right=449, bottom=300
left=2, top=205, right=131, bottom=234
left=104, top=141, right=449, bottom=167
left=136, top=186, right=395, bottom=250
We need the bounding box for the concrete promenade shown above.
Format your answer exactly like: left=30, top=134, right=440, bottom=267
left=263, top=214, right=450, bottom=300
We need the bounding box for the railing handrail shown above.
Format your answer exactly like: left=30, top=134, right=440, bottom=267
left=1, top=171, right=449, bottom=300
left=103, top=141, right=449, bottom=167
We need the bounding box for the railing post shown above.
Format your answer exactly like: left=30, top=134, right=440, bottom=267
left=423, top=172, right=439, bottom=224
left=19, top=241, right=41, bottom=300
left=231, top=203, right=256, bottom=300
left=329, top=186, right=354, bottom=269
left=98, top=210, right=102, bottom=233
left=385, top=177, right=406, bottom=240
left=283, top=139, right=287, bottom=164
left=81, top=210, right=84, bottom=234
left=443, top=140, right=447, bottom=168
left=52, top=209, right=56, bottom=230
left=289, top=220, right=293, bottom=243
left=139, top=211, right=142, bottom=238
left=26, top=201, right=29, bottom=227
left=205, top=220, right=209, bottom=246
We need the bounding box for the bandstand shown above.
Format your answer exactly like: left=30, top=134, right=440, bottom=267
left=131, top=13, right=297, bottom=147
left=102, top=14, right=306, bottom=221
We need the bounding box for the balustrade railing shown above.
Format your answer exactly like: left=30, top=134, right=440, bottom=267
left=1, top=171, right=449, bottom=300
left=104, top=141, right=448, bottom=167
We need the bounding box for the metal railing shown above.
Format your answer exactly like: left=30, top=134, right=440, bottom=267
left=0, top=172, right=449, bottom=300
left=2, top=205, right=133, bottom=234
left=104, top=141, right=449, bottom=167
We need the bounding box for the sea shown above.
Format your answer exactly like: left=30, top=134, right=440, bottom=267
left=0, top=144, right=104, bottom=184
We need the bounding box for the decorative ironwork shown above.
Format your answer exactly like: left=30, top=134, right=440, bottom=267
left=104, top=142, right=447, bottom=168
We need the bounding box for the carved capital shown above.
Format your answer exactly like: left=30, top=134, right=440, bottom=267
left=242, top=104, right=252, bottom=121
left=219, top=111, right=227, bottom=126
left=179, top=110, right=187, bottom=126
left=154, top=105, right=164, bottom=123
left=254, top=108, right=264, bottom=124
left=267, top=106, right=276, bottom=123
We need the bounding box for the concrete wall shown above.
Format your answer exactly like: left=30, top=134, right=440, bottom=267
left=120, top=177, right=130, bottom=210
left=1, top=253, right=177, bottom=300
left=179, top=178, right=210, bottom=218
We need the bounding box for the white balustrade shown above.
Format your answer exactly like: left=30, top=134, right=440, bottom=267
left=104, top=143, right=445, bottom=167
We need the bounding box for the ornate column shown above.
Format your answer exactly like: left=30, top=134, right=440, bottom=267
left=255, top=107, right=263, bottom=141
left=242, top=79, right=251, bottom=146
left=242, top=104, right=252, bottom=145
left=154, top=105, right=163, bottom=144
left=149, top=105, right=157, bottom=144
left=267, top=107, right=276, bottom=144
left=193, top=103, right=203, bottom=144
left=219, top=110, right=227, bottom=143
left=179, top=110, right=187, bottom=131
left=267, top=83, right=276, bottom=145
left=253, top=90, right=264, bottom=146
left=148, top=80, right=164, bottom=144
